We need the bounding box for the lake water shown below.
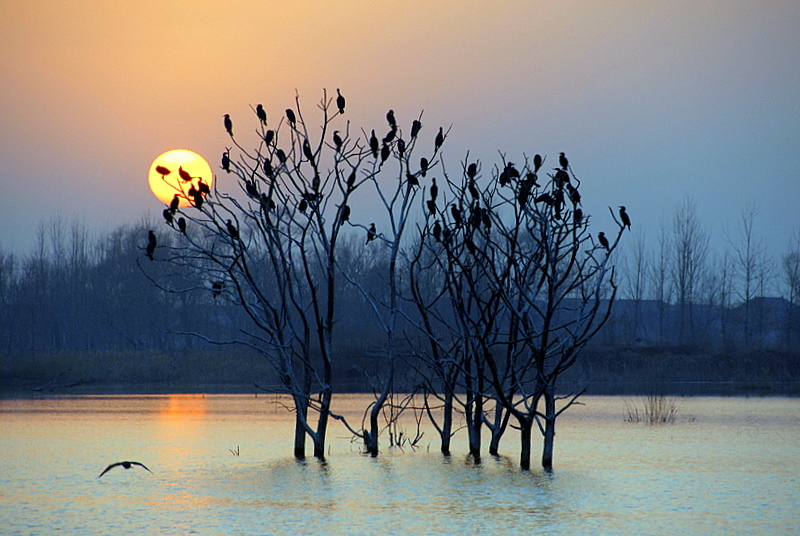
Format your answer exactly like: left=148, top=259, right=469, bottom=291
left=1, top=394, right=798, bottom=535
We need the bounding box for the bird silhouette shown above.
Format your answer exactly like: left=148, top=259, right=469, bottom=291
left=303, top=139, right=315, bottom=164
left=406, top=172, right=419, bottom=188
left=380, top=143, right=390, bottom=163
left=178, top=217, right=187, bottom=234
left=396, top=138, right=406, bottom=158
left=366, top=223, right=376, bottom=244
left=178, top=166, right=192, bottom=182
left=559, top=152, right=569, bottom=170
left=429, top=177, right=438, bottom=201
left=286, top=109, right=296, bottom=126
left=346, top=169, right=357, bottom=189
left=467, top=162, right=477, bottom=179
left=169, top=195, right=180, bottom=214
left=224, top=114, right=234, bottom=136
left=162, top=209, right=173, bottom=226
left=435, top=127, right=444, bottom=151
left=432, top=220, right=442, bottom=241
left=619, top=206, right=631, bottom=230
left=369, top=130, right=379, bottom=158
left=386, top=109, right=397, bottom=129
left=226, top=220, right=239, bottom=239
left=426, top=199, right=437, bottom=215
left=333, top=131, right=343, bottom=152
left=198, top=180, right=210, bottom=196
left=264, top=129, right=275, bottom=146
left=420, top=157, right=429, bottom=177
left=146, top=231, right=156, bottom=260
left=339, top=204, right=351, bottom=224
left=221, top=150, right=231, bottom=172
left=336, top=89, right=345, bottom=114
left=155, top=165, right=171, bottom=176
left=256, top=104, right=267, bottom=125
left=411, top=119, right=422, bottom=139
left=275, top=149, right=287, bottom=165
left=98, top=461, right=152, bottom=478
left=533, top=154, right=543, bottom=173
left=598, top=232, right=610, bottom=250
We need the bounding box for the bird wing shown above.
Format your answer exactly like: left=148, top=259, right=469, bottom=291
left=98, top=462, right=123, bottom=478
left=131, top=461, right=153, bottom=473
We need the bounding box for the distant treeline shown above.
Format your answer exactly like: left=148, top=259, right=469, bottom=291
left=1, top=210, right=799, bottom=395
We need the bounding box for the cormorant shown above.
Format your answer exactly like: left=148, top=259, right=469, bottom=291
left=429, top=177, right=438, bottom=201
left=285, top=109, right=297, bottom=127
left=339, top=204, right=351, bottom=224
left=245, top=180, right=258, bottom=197
left=198, top=180, right=210, bottom=196
left=264, top=129, right=275, bottom=146
left=467, top=162, right=477, bottom=179
left=226, top=220, right=239, bottom=239
left=193, top=191, right=204, bottom=209
left=98, top=461, right=152, bottom=478
left=224, top=114, right=233, bottom=136
left=169, top=195, right=180, bottom=214
left=450, top=204, right=462, bottom=226
left=333, top=131, right=343, bottom=152
left=212, top=281, right=224, bottom=298
left=155, top=165, right=171, bottom=176
left=366, top=223, right=376, bottom=244
left=468, top=181, right=479, bottom=200
left=311, top=173, right=320, bottom=192
left=276, top=149, right=287, bottom=165
left=534, top=192, right=554, bottom=206
left=336, top=89, right=345, bottom=114
left=256, top=104, right=267, bottom=126
left=178, top=166, right=192, bottom=182
left=435, top=127, right=444, bottom=151
left=347, top=169, right=356, bottom=189
left=303, top=139, right=314, bottom=164
left=420, top=157, right=429, bottom=177
left=426, top=199, right=437, bottom=215
left=559, top=152, right=569, bottom=170
left=396, top=138, right=406, bottom=158
left=573, top=208, right=583, bottom=226
left=382, top=128, right=396, bottom=144
left=598, top=231, right=610, bottom=250
left=533, top=154, right=543, bottom=173
left=298, top=198, right=308, bottom=212
left=263, top=159, right=274, bottom=179
left=386, top=109, right=396, bottom=129
left=162, top=209, right=173, bottom=226
left=411, top=119, right=422, bottom=139
left=619, top=206, right=631, bottom=230
left=567, top=184, right=581, bottom=205
left=406, top=172, right=418, bottom=187
left=369, top=130, right=379, bottom=158
left=146, top=231, right=156, bottom=261
left=380, top=142, right=390, bottom=163
left=432, top=220, right=442, bottom=241
left=221, top=150, right=231, bottom=172
left=178, top=217, right=187, bottom=234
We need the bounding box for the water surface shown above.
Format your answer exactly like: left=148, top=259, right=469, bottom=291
left=1, top=395, right=797, bottom=535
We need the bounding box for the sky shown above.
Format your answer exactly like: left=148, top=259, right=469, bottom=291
left=1, top=1, right=799, bottom=280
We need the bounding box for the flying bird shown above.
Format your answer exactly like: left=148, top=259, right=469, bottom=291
left=155, top=165, right=171, bottom=176
left=98, top=461, right=152, bottom=478
left=336, top=88, right=345, bottom=114
left=619, top=206, right=631, bottom=230
left=366, top=223, right=377, bottom=244
left=597, top=232, right=610, bottom=250
left=224, top=114, right=234, bottom=136
left=256, top=104, right=267, bottom=125
left=146, top=231, right=156, bottom=260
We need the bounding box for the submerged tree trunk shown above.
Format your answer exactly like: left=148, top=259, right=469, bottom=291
left=541, top=384, right=556, bottom=471
left=440, top=386, right=453, bottom=456
left=519, top=417, right=533, bottom=471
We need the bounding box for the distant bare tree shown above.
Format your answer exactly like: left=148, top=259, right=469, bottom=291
left=782, top=229, right=800, bottom=350
left=670, top=197, right=709, bottom=345
left=621, top=228, right=649, bottom=342
left=650, top=219, right=673, bottom=344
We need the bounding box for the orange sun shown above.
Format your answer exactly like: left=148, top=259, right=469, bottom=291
left=148, top=149, right=214, bottom=207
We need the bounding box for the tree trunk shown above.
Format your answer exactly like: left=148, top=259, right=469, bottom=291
left=541, top=385, right=556, bottom=471
left=313, top=386, right=331, bottom=459
left=519, top=417, right=532, bottom=471
left=293, top=395, right=307, bottom=458
left=440, top=386, right=453, bottom=456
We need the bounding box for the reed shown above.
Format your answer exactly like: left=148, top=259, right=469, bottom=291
left=624, top=394, right=678, bottom=424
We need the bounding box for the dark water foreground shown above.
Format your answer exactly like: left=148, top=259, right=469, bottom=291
left=1, top=395, right=798, bottom=535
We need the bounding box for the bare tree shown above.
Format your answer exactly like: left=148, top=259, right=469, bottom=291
left=670, top=196, right=709, bottom=345
left=782, top=229, right=800, bottom=351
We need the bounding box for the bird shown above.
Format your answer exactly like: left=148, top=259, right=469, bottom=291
left=435, top=127, right=444, bottom=151
left=347, top=169, right=357, bottom=189
left=559, top=152, right=569, bottom=170
left=533, top=154, right=543, bottom=173
left=366, top=223, right=376, bottom=244
left=429, top=177, right=438, bottom=201
left=432, top=220, right=442, bottom=241
left=198, top=179, right=210, bottom=196
left=155, top=165, right=171, bottom=176
left=178, top=217, right=187, bottom=234
left=162, top=209, right=173, bottom=226
left=256, top=104, right=267, bottom=125
left=333, top=131, right=343, bottom=152
left=386, top=109, right=397, bottom=129
left=212, top=281, right=224, bottom=299
left=339, top=204, right=351, bottom=224
left=406, top=172, right=418, bottom=188
left=426, top=199, right=437, bottom=216
left=468, top=180, right=479, bottom=200
left=146, top=231, right=156, bottom=260
left=573, top=208, right=583, bottom=226
left=245, top=180, right=258, bottom=197
left=303, top=139, right=315, bottom=164
left=224, top=114, right=234, bottom=136
left=226, top=220, right=239, bottom=239
left=298, top=198, right=308, bottom=212
left=263, top=159, right=274, bottom=179
left=169, top=195, right=180, bottom=214
left=369, top=130, right=379, bottom=158
left=264, top=129, right=275, bottom=146
left=598, top=231, right=610, bottom=250
left=420, top=157, right=429, bottom=177
left=221, top=150, right=231, bottom=172
left=450, top=204, right=462, bottom=226
left=382, top=127, right=396, bottom=144
left=286, top=108, right=296, bottom=126
left=275, top=149, right=287, bottom=165
left=178, top=166, right=192, bottom=182
left=619, top=206, right=631, bottom=230
left=192, top=191, right=204, bottom=209
left=336, top=88, right=345, bottom=114
left=467, top=162, right=477, bottom=179
left=396, top=138, right=406, bottom=158
left=98, top=461, right=152, bottom=478
left=380, top=142, right=390, bottom=163
left=411, top=119, right=422, bottom=139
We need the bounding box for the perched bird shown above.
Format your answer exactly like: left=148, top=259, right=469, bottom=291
left=98, top=461, right=152, bottom=478
left=311, top=173, right=321, bottom=192
left=221, top=150, right=231, bottom=172
left=263, top=159, right=274, bottom=179
left=435, top=127, right=444, bottom=151
left=146, top=231, right=156, bottom=261
left=256, top=104, right=267, bottom=126
left=178, top=217, right=187, bottom=234
left=245, top=180, right=258, bottom=197
left=386, top=109, right=396, bottom=129
left=192, top=191, right=204, bottom=209
left=396, top=138, right=406, bottom=158
left=598, top=231, right=610, bottom=250
left=450, top=204, right=463, bottom=226
left=573, top=208, right=583, bottom=226
left=347, top=169, right=357, bottom=189
left=339, top=204, right=351, bottom=224
left=467, top=162, right=477, bottom=179
left=212, top=281, right=224, bottom=299
left=426, top=199, right=437, bottom=216
left=432, top=220, right=442, bottom=241
left=619, top=206, right=631, bottom=230
left=533, top=154, right=543, bottom=173
left=559, top=152, right=569, bottom=170
left=468, top=180, right=479, bottom=200
left=380, top=142, right=390, bottom=163
left=155, top=165, right=171, bottom=176
left=285, top=108, right=296, bottom=126
left=198, top=180, right=210, bottom=196
left=224, top=114, right=234, bottom=136
left=411, top=119, right=422, bottom=139
left=298, top=198, right=308, bottom=212
left=382, top=128, right=396, bottom=144
left=429, top=177, right=438, bottom=201
left=275, top=149, right=287, bottom=165
left=366, top=223, right=377, bottom=244
left=303, top=139, right=315, bottom=164
left=264, top=129, right=275, bottom=146
left=178, top=166, right=192, bottom=182
left=369, top=130, right=379, bottom=158
left=566, top=184, right=581, bottom=205
left=333, top=131, right=343, bottom=152
left=226, top=220, right=239, bottom=239
left=169, top=195, right=180, bottom=214
left=336, top=88, right=345, bottom=114
left=162, top=209, right=173, bottom=226
left=406, top=172, right=419, bottom=188
left=534, top=192, right=554, bottom=206
left=419, top=157, right=429, bottom=177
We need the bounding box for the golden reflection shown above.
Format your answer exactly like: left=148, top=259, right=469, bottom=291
left=157, top=393, right=208, bottom=424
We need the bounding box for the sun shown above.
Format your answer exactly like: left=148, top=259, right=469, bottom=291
left=148, top=149, right=214, bottom=207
